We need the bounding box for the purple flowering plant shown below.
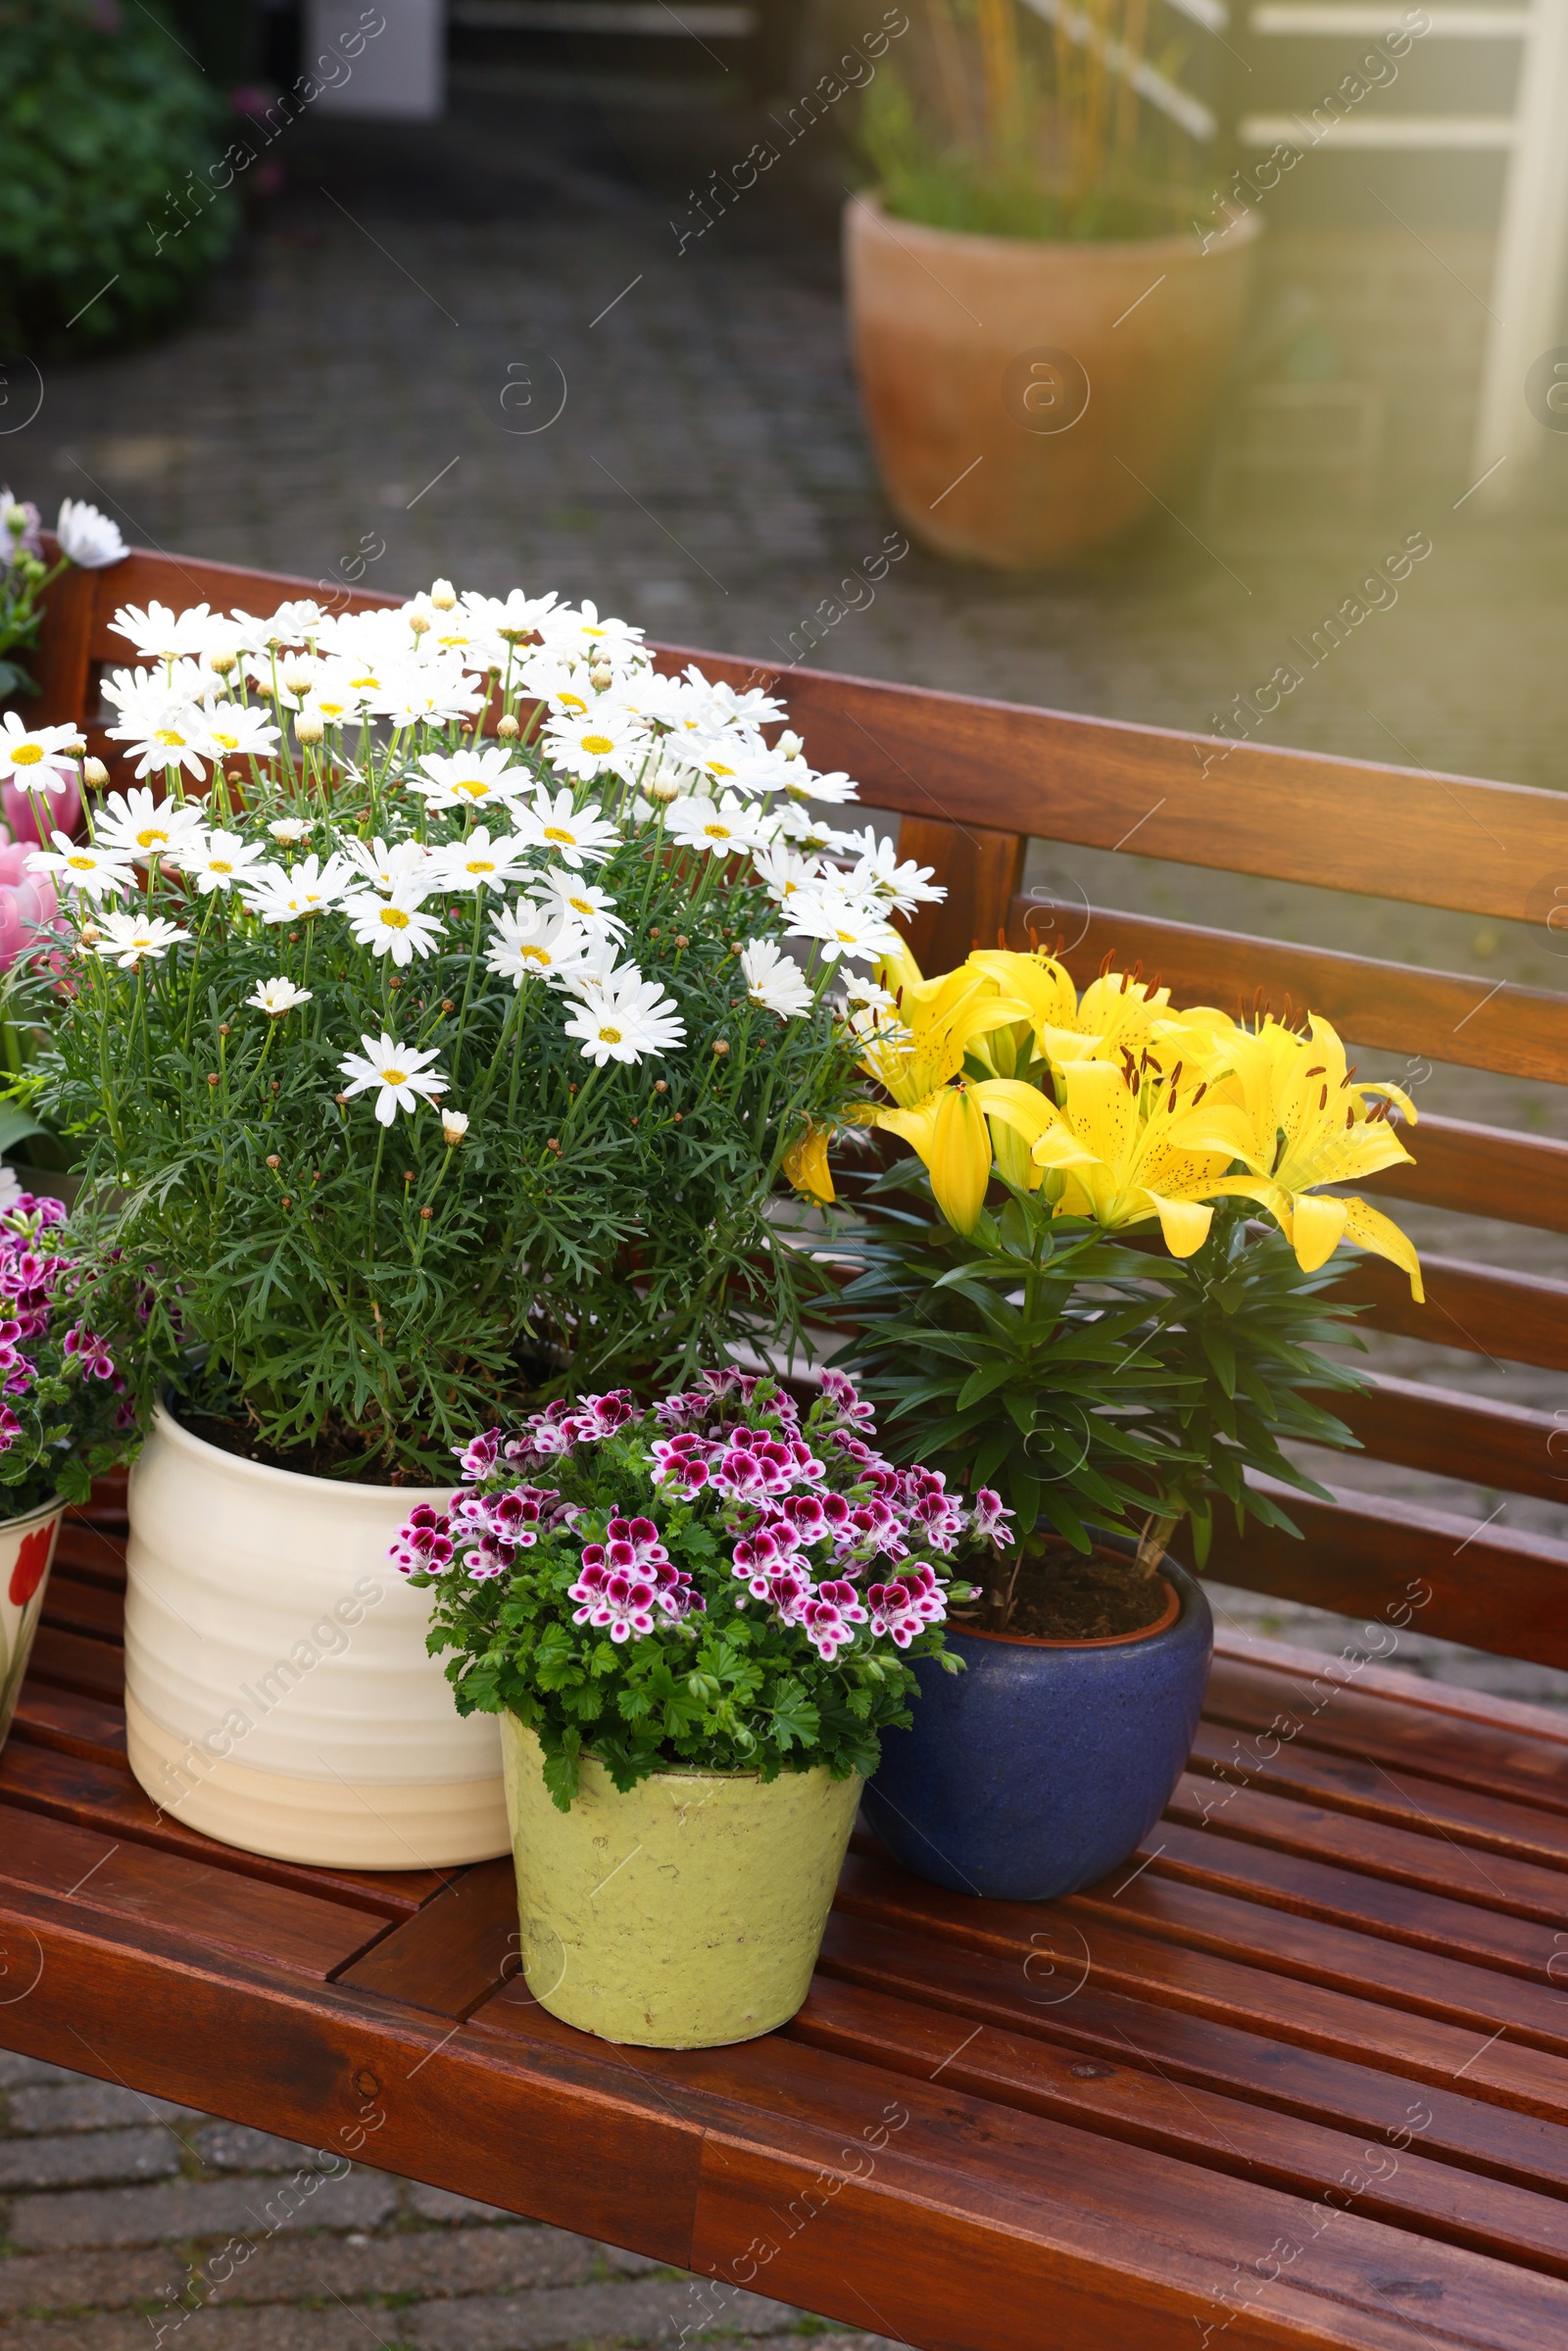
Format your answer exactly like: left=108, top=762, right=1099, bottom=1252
left=396, top=1368, right=1013, bottom=1810
left=0, top=1192, right=136, bottom=1517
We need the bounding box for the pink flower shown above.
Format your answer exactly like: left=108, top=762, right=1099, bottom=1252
left=799, top=1579, right=869, bottom=1661
left=389, top=1504, right=455, bottom=1577
left=568, top=1561, right=658, bottom=1641
left=0, top=839, right=69, bottom=969
left=453, top=1427, right=501, bottom=1481
left=605, top=1515, right=669, bottom=1567
left=0, top=1402, right=18, bottom=1452
left=973, top=1488, right=1014, bottom=1543
left=820, top=1369, right=876, bottom=1431
left=867, top=1564, right=947, bottom=1647
left=63, top=1325, right=115, bottom=1381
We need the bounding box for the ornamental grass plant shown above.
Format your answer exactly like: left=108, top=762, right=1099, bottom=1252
left=859, top=0, right=1204, bottom=243
left=11, top=582, right=942, bottom=1479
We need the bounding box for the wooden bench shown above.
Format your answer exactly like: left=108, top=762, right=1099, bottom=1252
left=3, top=548, right=1567, bottom=2350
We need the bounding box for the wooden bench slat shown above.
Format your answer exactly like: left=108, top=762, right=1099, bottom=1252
left=791, top=1975, right=1568, bottom=2280
left=1167, top=1773, right=1568, bottom=1927
left=1072, top=1867, right=1568, bottom=2053
left=6, top=1682, right=127, bottom=1765
left=658, top=644, right=1568, bottom=929
left=39, top=1572, right=123, bottom=1644
left=837, top=1848, right=1568, bottom=2121
left=486, top=1984, right=1568, bottom=2351
left=53, top=1515, right=128, bottom=1588
left=1202, top=1652, right=1568, bottom=1813
left=816, top=1912, right=1568, bottom=2200
left=23, top=1622, right=131, bottom=1704
left=1334, top=1254, right=1568, bottom=1371
left=0, top=1737, right=440, bottom=1920
left=1010, top=899, right=1568, bottom=1093
left=1187, top=1725, right=1568, bottom=1874
left=333, top=1857, right=519, bottom=2013
left=1334, top=1377, right=1568, bottom=1505
left=1196, top=1482, right=1568, bottom=1671
left=0, top=1802, right=389, bottom=1977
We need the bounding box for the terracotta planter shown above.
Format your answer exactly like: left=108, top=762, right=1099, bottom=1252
left=124, top=1404, right=509, bottom=1868
left=501, top=1716, right=861, bottom=2047
left=844, top=194, right=1259, bottom=568
left=0, top=1497, right=65, bottom=1759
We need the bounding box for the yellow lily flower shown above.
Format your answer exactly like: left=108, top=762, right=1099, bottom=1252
left=1027, top=1057, right=1258, bottom=1257
left=1165, top=1011, right=1425, bottom=1298
left=858, top=940, right=1028, bottom=1110
left=783, top=1124, right=834, bottom=1205
left=873, top=1077, right=1058, bottom=1235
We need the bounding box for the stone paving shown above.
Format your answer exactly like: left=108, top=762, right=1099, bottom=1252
left=0, top=2050, right=897, bottom=2351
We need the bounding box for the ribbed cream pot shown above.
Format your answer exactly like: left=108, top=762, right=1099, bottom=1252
left=124, top=1405, right=509, bottom=1867
left=502, top=1715, right=861, bottom=2047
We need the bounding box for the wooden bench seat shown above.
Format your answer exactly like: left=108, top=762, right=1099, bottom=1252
left=2, top=547, right=1564, bottom=2350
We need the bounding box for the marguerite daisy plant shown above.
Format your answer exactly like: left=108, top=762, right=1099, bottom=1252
left=19, top=578, right=935, bottom=1478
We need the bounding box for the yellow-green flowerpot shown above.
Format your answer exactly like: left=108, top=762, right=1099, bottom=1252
left=500, top=1714, right=861, bottom=2048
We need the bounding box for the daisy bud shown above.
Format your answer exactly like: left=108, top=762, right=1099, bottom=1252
left=295, top=710, right=324, bottom=746
left=65, top=737, right=87, bottom=759
left=83, top=757, right=109, bottom=789
left=281, top=661, right=315, bottom=696
left=497, top=713, right=520, bottom=740
left=441, top=1110, right=469, bottom=1147
left=673, top=935, right=689, bottom=951
left=409, top=611, right=431, bottom=636
left=280, top=1197, right=292, bottom=1209
left=430, top=578, right=457, bottom=611
left=712, top=1038, right=730, bottom=1056
left=589, top=661, right=613, bottom=692
left=655, top=1079, right=667, bottom=1093
left=207, top=646, right=238, bottom=676
left=208, top=1072, right=220, bottom=1088
left=777, top=729, right=804, bottom=759
left=266, top=1154, right=280, bottom=1169
left=649, top=772, right=681, bottom=803
left=335, top=1092, right=348, bottom=1106
left=419, top=1204, right=433, bottom=1219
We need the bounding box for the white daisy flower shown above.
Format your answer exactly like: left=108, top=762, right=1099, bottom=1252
left=299, top=659, right=378, bottom=721
left=175, top=829, right=265, bottom=896
left=86, top=910, right=191, bottom=969
left=0, top=713, right=82, bottom=791
left=561, top=965, right=686, bottom=1067
left=837, top=831, right=947, bottom=916
left=27, top=833, right=134, bottom=902
left=248, top=976, right=314, bottom=1016
left=459, top=587, right=560, bottom=655
left=93, top=786, right=209, bottom=864
left=55, top=497, right=127, bottom=569
left=516, top=787, right=617, bottom=870
left=269, top=818, right=313, bottom=847
left=663, top=792, right=759, bottom=857
left=227, top=600, right=324, bottom=654
left=337, top=1032, right=448, bottom=1126
left=411, top=745, right=529, bottom=814
left=242, top=854, right=352, bottom=923
left=426, top=827, right=529, bottom=894
left=103, top=695, right=210, bottom=782
left=342, top=882, right=445, bottom=965
left=542, top=703, right=651, bottom=784
left=484, top=901, right=590, bottom=988
left=751, top=843, right=824, bottom=907
left=740, top=939, right=814, bottom=1019
left=785, top=881, right=901, bottom=964
left=441, top=1108, right=470, bottom=1146
left=537, top=599, right=646, bottom=667
left=196, top=704, right=280, bottom=762
left=790, top=764, right=860, bottom=807
left=340, top=835, right=430, bottom=894
left=108, top=601, right=214, bottom=661
left=373, top=663, right=483, bottom=729
left=533, top=871, right=626, bottom=940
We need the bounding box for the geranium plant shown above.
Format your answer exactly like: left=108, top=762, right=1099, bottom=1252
left=16, top=580, right=941, bottom=1477
left=827, top=944, right=1425, bottom=1627
left=396, top=1368, right=1000, bottom=1807
left=0, top=1191, right=133, bottom=1519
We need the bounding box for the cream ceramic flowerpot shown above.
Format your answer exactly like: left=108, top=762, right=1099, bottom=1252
left=0, top=1498, right=65, bottom=1759
left=123, top=1405, right=508, bottom=1867
left=845, top=193, right=1260, bottom=568
left=502, top=1714, right=861, bottom=2047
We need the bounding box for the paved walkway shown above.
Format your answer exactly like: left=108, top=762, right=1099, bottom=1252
left=0, top=2049, right=894, bottom=2351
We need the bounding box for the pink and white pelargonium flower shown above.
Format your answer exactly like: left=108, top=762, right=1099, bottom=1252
left=390, top=1504, right=455, bottom=1577
left=568, top=1560, right=659, bottom=1641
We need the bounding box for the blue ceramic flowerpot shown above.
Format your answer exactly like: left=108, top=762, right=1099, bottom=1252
left=861, top=1554, right=1213, bottom=1902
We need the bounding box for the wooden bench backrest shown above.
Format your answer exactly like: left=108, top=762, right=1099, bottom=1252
left=31, top=550, right=1568, bottom=1669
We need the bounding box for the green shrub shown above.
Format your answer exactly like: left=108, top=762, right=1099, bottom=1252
left=0, top=0, right=237, bottom=355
